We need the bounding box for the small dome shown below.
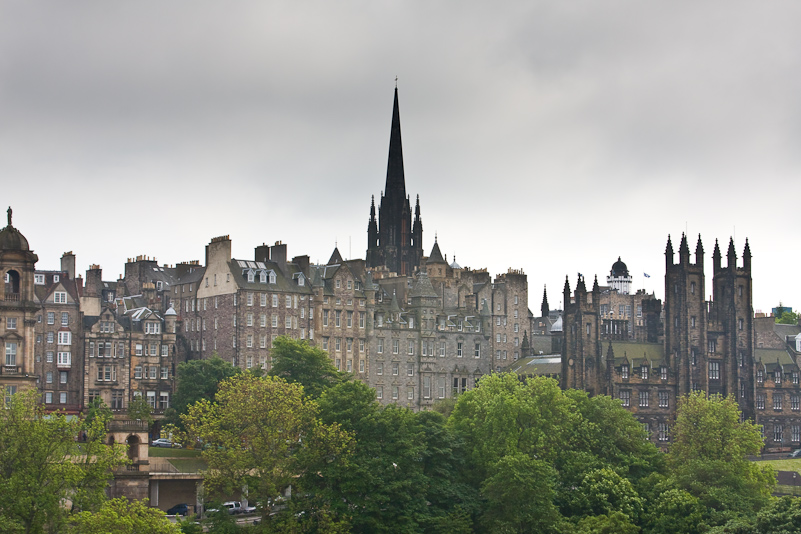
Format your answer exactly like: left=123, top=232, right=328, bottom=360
left=0, top=225, right=30, bottom=251
left=610, top=257, right=628, bottom=277
left=164, top=305, right=177, bottom=316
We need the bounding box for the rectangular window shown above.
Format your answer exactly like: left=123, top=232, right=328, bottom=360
left=392, top=386, right=399, bottom=400
left=377, top=362, right=383, bottom=375
left=792, top=396, right=800, bottom=411
left=47, top=332, right=54, bottom=344
left=658, top=423, right=669, bottom=442
left=776, top=371, right=782, bottom=385
left=376, top=386, right=383, bottom=399
left=756, top=393, right=765, bottom=410
left=641, top=366, right=648, bottom=380
left=475, top=343, right=481, bottom=358
left=407, top=363, right=414, bottom=376
left=45, top=391, right=53, bottom=403
left=46, top=371, right=53, bottom=383
left=359, top=313, right=365, bottom=328
left=793, top=425, right=801, bottom=443
left=757, top=369, right=764, bottom=383
left=639, top=390, right=648, bottom=407
left=659, top=391, right=669, bottom=408
left=260, top=293, right=267, bottom=306
left=46, top=351, right=53, bottom=363
left=457, top=342, right=463, bottom=358
left=621, top=365, right=629, bottom=379
left=775, top=424, right=783, bottom=442
left=159, top=392, right=170, bottom=410
left=708, top=339, right=716, bottom=353
left=393, top=339, right=399, bottom=354
left=59, top=392, right=67, bottom=404
left=4, top=342, right=17, bottom=366
left=247, top=313, right=253, bottom=327
left=774, top=394, right=783, bottom=411
left=347, top=338, right=353, bottom=353
left=359, top=359, right=365, bottom=373
left=377, top=338, right=383, bottom=353
left=57, top=332, right=71, bottom=345
left=619, top=389, right=631, bottom=407
left=335, top=310, right=341, bottom=328
left=661, top=366, right=668, bottom=380
left=347, top=311, right=353, bottom=328
left=54, top=292, right=67, bottom=303
left=392, top=362, right=399, bottom=376
left=5, top=317, right=16, bottom=330
left=47, top=312, right=55, bottom=325
left=57, top=351, right=71, bottom=366
left=709, top=361, right=720, bottom=380
left=408, top=340, right=414, bottom=355
left=161, top=367, right=169, bottom=380
left=408, top=388, right=414, bottom=400
left=335, top=338, right=341, bottom=352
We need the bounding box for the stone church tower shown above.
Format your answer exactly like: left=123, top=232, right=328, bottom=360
left=366, top=87, right=423, bottom=276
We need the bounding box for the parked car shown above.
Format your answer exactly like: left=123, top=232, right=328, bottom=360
left=151, top=438, right=181, bottom=448
left=788, top=449, right=801, bottom=458
left=222, top=501, right=242, bottom=515
left=242, top=503, right=257, bottom=514
left=166, top=503, right=189, bottom=516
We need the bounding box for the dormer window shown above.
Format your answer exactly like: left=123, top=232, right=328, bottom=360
left=156, top=281, right=163, bottom=290
left=145, top=322, right=161, bottom=334
left=757, top=369, right=764, bottom=383
left=260, top=271, right=267, bottom=283
left=269, top=272, right=276, bottom=284
left=53, top=275, right=59, bottom=283
left=34, top=274, right=45, bottom=285
left=641, top=365, right=648, bottom=380
left=621, top=365, right=629, bottom=379
left=247, top=270, right=255, bottom=283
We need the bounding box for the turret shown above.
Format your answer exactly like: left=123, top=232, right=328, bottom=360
left=368, top=195, right=378, bottom=249
left=412, top=195, right=422, bottom=249
left=665, top=235, right=674, bottom=267
left=727, top=237, right=737, bottom=269
left=712, top=239, right=722, bottom=272
left=743, top=239, right=751, bottom=271
left=541, top=286, right=549, bottom=318
left=563, top=276, right=571, bottom=307
left=695, top=234, right=704, bottom=268
left=679, top=233, right=690, bottom=265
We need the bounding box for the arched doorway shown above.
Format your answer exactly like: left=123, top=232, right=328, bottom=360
left=126, top=435, right=140, bottom=471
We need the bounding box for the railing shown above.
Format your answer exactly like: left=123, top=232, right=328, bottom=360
left=0, top=365, right=21, bottom=375
left=149, top=459, right=180, bottom=473
left=4, top=293, right=20, bottom=301
left=108, top=419, right=149, bottom=432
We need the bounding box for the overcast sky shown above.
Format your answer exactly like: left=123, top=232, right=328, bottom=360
left=2, top=1, right=800, bottom=314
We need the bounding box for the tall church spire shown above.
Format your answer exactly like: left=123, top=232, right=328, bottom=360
left=385, top=86, right=406, bottom=200
left=367, top=85, right=423, bottom=275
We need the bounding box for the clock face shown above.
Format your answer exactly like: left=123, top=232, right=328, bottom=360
left=568, top=359, right=574, bottom=366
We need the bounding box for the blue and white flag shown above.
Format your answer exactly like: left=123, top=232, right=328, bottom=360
left=643, top=273, right=651, bottom=278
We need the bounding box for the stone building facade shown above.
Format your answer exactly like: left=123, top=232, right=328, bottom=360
left=561, top=233, right=800, bottom=450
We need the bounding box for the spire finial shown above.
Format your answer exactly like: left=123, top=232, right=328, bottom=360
left=435, top=232, right=437, bottom=243
left=395, top=76, right=398, bottom=88
left=7, top=206, right=11, bottom=227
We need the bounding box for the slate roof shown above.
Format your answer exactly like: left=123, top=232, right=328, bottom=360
left=505, top=356, right=561, bottom=376
left=609, top=341, right=666, bottom=366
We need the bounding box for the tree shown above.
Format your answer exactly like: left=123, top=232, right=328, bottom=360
left=84, top=397, right=112, bottom=428
left=0, top=390, right=127, bottom=533
left=312, top=380, right=431, bottom=533
left=165, top=354, right=240, bottom=429
left=642, top=488, right=707, bottom=534
left=668, top=393, right=775, bottom=520
left=776, top=310, right=799, bottom=325
left=180, top=374, right=352, bottom=522
left=70, top=498, right=180, bottom=534
left=480, top=453, right=560, bottom=533
left=127, top=395, right=154, bottom=425
left=268, top=336, right=347, bottom=398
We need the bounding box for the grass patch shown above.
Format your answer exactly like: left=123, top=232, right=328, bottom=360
left=169, top=458, right=207, bottom=473
left=149, top=447, right=202, bottom=458
left=760, top=458, right=801, bottom=473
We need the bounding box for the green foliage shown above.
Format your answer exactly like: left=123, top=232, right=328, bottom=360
left=268, top=336, right=347, bottom=398
left=127, top=395, right=154, bottom=425
left=0, top=390, right=127, bottom=533
left=166, top=354, right=240, bottom=428
left=573, top=511, right=640, bottom=534
left=84, top=397, right=112, bottom=427
left=776, top=310, right=799, bottom=325
left=447, top=374, right=664, bottom=531
left=181, top=374, right=352, bottom=521
left=642, top=488, right=707, bottom=534
left=480, top=452, right=560, bottom=533
left=754, top=496, right=801, bottom=533
left=312, top=384, right=479, bottom=532
left=668, top=393, right=775, bottom=518
left=70, top=498, right=180, bottom=534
